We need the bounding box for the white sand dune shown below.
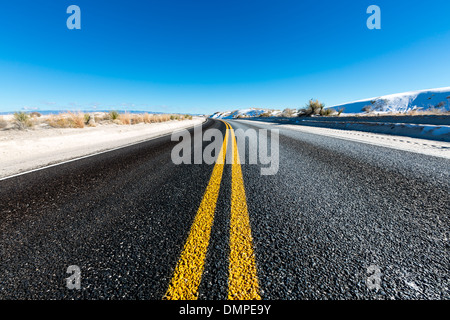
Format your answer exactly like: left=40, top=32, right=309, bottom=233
left=331, top=87, right=450, bottom=113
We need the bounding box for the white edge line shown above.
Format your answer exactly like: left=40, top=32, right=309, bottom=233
left=0, top=119, right=207, bottom=182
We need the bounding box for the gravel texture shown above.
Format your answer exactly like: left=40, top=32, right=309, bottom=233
left=0, top=119, right=448, bottom=300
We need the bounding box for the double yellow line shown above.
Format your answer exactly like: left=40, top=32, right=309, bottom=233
left=164, top=121, right=260, bottom=300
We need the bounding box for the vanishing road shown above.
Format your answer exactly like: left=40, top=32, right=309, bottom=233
left=0, top=119, right=448, bottom=299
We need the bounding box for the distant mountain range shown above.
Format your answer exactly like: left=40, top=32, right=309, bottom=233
left=0, top=110, right=201, bottom=116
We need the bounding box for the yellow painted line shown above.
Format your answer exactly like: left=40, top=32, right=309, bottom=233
left=164, top=122, right=229, bottom=300
left=225, top=121, right=261, bottom=300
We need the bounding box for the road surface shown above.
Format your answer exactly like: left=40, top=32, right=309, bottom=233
left=0, top=119, right=448, bottom=299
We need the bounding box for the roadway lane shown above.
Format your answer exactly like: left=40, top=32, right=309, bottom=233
left=229, top=119, right=449, bottom=300
left=0, top=118, right=448, bottom=299
left=0, top=119, right=224, bottom=299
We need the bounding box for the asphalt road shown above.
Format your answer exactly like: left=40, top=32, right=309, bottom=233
left=0, top=119, right=448, bottom=299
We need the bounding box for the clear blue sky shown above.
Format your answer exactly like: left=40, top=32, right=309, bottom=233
left=0, top=0, right=449, bottom=114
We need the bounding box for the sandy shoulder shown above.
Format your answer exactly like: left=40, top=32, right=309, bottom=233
left=0, top=117, right=206, bottom=179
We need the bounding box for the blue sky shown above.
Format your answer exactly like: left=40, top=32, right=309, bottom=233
left=0, top=0, right=449, bottom=114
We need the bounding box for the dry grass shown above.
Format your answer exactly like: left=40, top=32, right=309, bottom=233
left=131, top=114, right=144, bottom=124
left=68, top=112, right=85, bottom=128
left=46, top=114, right=70, bottom=128
left=169, top=114, right=190, bottom=121
left=142, top=113, right=152, bottom=123
left=46, top=112, right=85, bottom=128
left=0, top=116, right=8, bottom=129
left=159, top=114, right=171, bottom=122
left=406, top=108, right=450, bottom=116
left=129, top=113, right=173, bottom=124
left=141, top=113, right=172, bottom=123
left=44, top=111, right=190, bottom=128
left=95, top=113, right=112, bottom=122
left=118, top=112, right=132, bottom=125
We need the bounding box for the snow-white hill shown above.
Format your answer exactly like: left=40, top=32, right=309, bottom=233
left=210, top=87, right=450, bottom=119
left=331, top=87, right=450, bottom=114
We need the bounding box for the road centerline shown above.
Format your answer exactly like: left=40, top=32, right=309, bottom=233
left=225, top=121, right=261, bottom=300
left=164, top=123, right=229, bottom=300
left=164, top=120, right=261, bottom=300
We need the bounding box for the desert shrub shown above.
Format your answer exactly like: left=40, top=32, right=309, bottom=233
left=13, top=112, right=33, bottom=130
left=109, top=110, right=120, bottom=120
left=362, top=105, right=373, bottom=113
left=169, top=114, right=182, bottom=120
left=84, top=113, right=91, bottom=124
left=259, top=112, right=272, bottom=117
left=337, top=107, right=345, bottom=116
left=299, top=99, right=325, bottom=117
left=185, top=114, right=193, bottom=120
left=84, top=113, right=97, bottom=126
left=30, top=112, right=42, bottom=118
left=435, top=101, right=446, bottom=109
left=321, top=108, right=336, bottom=116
